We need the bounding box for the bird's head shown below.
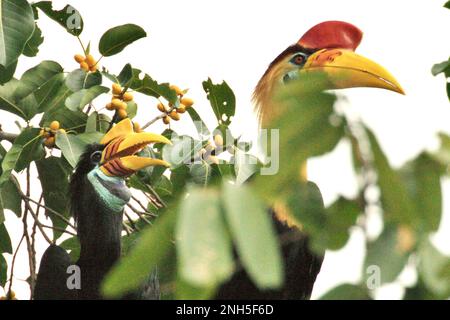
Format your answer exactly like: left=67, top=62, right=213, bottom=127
left=70, top=119, right=171, bottom=216
left=254, top=21, right=405, bottom=126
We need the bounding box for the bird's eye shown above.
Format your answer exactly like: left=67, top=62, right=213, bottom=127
left=90, top=151, right=102, bottom=163
left=290, top=53, right=307, bottom=66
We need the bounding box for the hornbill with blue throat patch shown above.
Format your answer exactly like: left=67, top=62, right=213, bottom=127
left=34, top=119, right=171, bottom=300
left=216, top=21, right=404, bottom=299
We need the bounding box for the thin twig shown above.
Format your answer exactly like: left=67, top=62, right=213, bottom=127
left=23, top=167, right=36, bottom=299
left=7, top=234, right=25, bottom=298
left=124, top=211, right=139, bottom=231
left=41, top=225, right=76, bottom=237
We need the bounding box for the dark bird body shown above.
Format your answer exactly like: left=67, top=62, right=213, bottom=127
left=216, top=211, right=323, bottom=299
left=34, top=120, right=170, bottom=300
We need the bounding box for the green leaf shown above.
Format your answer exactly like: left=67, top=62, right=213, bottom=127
left=286, top=181, right=326, bottom=236
left=33, top=1, right=83, bottom=36
left=65, top=69, right=102, bottom=92
left=65, top=85, right=109, bottom=111
left=59, top=236, right=80, bottom=262
left=102, top=206, right=177, bottom=298
left=176, top=276, right=216, bottom=300
left=0, top=79, right=38, bottom=120
left=365, top=127, right=416, bottom=226
left=222, top=182, right=283, bottom=289
left=234, top=151, right=259, bottom=185
left=99, top=24, right=146, bottom=57
left=13, top=127, right=45, bottom=171
left=55, top=132, right=87, bottom=167
left=432, top=60, right=450, bottom=76
left=41, top=106, right=87, bottom=133
left=418, top=239, right=450, bottom=297
left=315, top=197, right=360, bottom=251
left=76, top=132, right=103, bottom=145
left=320, top=284, right=371, bottom=300
left=0, top=223, right=12, bottom=253
left=445, top=0, right=450, bottom=9
left=0, top=59, right=16, bottom=84
left=186, top=107, right=210, bottom=139
left=0, top=179, right=22, bottom=217
left=0, top=0, right=35, bottom=67
left=202, top=78, right=236, bottom=125
left=117, top=63, right=133, bottom=86
left=364, top=226, right=410, bottom=284
left=0, top=128, right=43, bottom=186
left=125, top=101, right=137, bottom=119
left=85, top=112, right=97, bottom=133
left=130, top=70, right=177, bottom=105
left=400, top=153, right=443, bottom=232
left=162, top=135, right=203, bottom=168
left=22, top=23, right=44, bottom=57
left=176, top=187, right=234, bottom=287
left=36, top=157, right=71, bottom=241
left=0, top=254, right=7, bottom=287
left=189, top=161, right=212, bottom=187
left=14, top=61, right=63, bottom=101
left=0, top=144, right=21, bottom=187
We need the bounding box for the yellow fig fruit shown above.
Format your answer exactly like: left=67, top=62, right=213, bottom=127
left=157, top=102, right=166, bottom=113
left=50, top=121, right=60, bottom=131
left=169, top=85, right=183, bottom=96
left=133, top=122, right=142, bottom=133
left=214, top=134, right=224, bottom=147
left=180, top=97, right=194, bottom=107
left=176, top=104, right=186, bottom=113
left=59, top=129, right=66, bottom=134
left=44, top=136, right=55, bottom=148
left=119, top=101, right=128, bottom=110
left=122, top=92, right=133, bottom=102
left=89, top=65, right=97, bottom=73
left=111, top=98, right=123, bottom=109
left=74, top=54, right=85, bottom=63
left=112, top=83, right=122, bottom=95
left=39, top=129, right=45, bottom=136
left=163, top=116, right=171, bottom=125
left=85, top=54, right=96, bottom=67
left=169, top=110, right=180, bottom=121
left=117, top=109, right=128, bottom=119
left=106, top=102, right=114, bottom=111
left=80, top=62, right=89, bottom=71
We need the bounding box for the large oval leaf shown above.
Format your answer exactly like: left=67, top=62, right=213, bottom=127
left=99, top=24, right=146, bottom=57
left=33, top=1, right=83, bottom=36
left=176, top=187, right=234, bottom=287
left=14, top=61, right=63, bottom=100
left=55, top=132, right=87, bottom=167
left=222, top=182, right=283, bottom=289
left=65, top=85, right=109, bottom=111
left=0, top=0, right=35, bottom=67
left=102, top=206, right=177, bottom=298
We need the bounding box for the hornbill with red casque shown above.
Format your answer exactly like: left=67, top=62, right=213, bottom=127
left=34, top=119, right=171, bottom=299
left=216, top=21, right=404, bottom=299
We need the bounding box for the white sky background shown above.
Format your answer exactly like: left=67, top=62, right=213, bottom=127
left=2, top=0, right=450, bottom=299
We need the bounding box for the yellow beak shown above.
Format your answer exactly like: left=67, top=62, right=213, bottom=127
left=302, top=48, right=405, bottom=94
left=99, top=119, right=171, bottom=177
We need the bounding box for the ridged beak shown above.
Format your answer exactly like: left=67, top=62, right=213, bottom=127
left=302, top=48, right=405, bottom=94
left=99, top=119, right=171, bottom=177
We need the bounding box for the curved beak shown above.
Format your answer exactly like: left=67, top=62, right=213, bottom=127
left=302, top=48, right=405, bottom=94
left=100, top=131, right=171, bottom=177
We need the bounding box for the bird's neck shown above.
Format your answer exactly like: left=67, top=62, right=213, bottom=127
left=72, top=178, right=124, bottom=298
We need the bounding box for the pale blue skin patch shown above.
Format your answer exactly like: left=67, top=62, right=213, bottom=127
left=87, top=167, right=131, bottom=213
